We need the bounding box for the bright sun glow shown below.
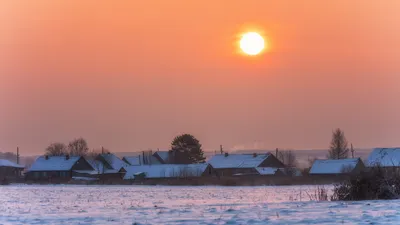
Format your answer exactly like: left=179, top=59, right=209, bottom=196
left=240, top=32, right=265, bottom=56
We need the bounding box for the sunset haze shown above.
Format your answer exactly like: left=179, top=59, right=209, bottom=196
left=1, top=1, right=400, bottom=155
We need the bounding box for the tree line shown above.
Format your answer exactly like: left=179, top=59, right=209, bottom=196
left=44, top=128, right=351, bottom=166
left=45, top=138, right=90, bottom=156
left=44, top=134, right=207, bottom=164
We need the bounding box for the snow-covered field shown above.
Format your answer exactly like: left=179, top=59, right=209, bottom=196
left=0, top=185, right=399, bottom=224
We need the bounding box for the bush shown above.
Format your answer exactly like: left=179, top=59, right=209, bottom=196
left=332, top=166, right=400, bottom=201
left=306, top=186, right=328, bottom=201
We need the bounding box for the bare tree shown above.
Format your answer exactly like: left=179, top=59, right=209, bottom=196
left=277, top=150, right=297, bottom=167
left=45, top=143, right=67, bottom=156
left=308, top=157, right=319, bottom=168
left=68, top=138, right=89, bottom=156
left=327, top=128, right=349, bottom=159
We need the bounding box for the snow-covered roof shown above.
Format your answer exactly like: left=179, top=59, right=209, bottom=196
left=28, top=156, right=81, bottom=172
left=255, top=167, right=279, bottom=175
left=208, top=154, right=271, bottom=169
left=309, top=158, right=360, bottom=174
left=367, top=148, right=400, bottom=167
left=86, top=159, right=105, bottom=173
left=122, top=155, right=161, bottom=166
left=124, top=164, right=209, bottom=179
left=0, top=159, right=24, bottom=168
left=99, top=154, right=129, bottom=170
left=153, top=151, right=170, bottom=163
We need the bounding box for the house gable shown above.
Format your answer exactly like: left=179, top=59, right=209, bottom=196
left=258, top=154, right=285, bottom=168
left=71, top=157, right=94, bottom=171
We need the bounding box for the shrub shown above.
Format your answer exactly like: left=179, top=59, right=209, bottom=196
left=306, top=186, right=328, bottom=201
left=332, top=166, right=400, bottom=201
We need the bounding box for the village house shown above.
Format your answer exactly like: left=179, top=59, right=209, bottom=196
left=366, top=148, right=400, bottom=168
left=93, top=153, right=129, bottom=181
left=25, top=155, right=94, bottom=181
left=309, top=158, right=365, bottom=176
left=0, top=159, right=25, bottom=182
left=123, top=164, right=214, bottom=180
left=207, top=153, right=285, bottom=176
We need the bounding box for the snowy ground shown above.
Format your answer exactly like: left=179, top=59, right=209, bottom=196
left=0, top=185, right=400, bottom=224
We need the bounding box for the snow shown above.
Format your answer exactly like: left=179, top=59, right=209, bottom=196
left=1, top=185, right=400, bottom=224
left=255, top=167, right=279, bottom=175
left=208, top=154, right=270, bottom=169
left=0, top=159, right=24, bottom=168
left=28, top=156, right=81, bottom=171
left=309, top=158, right=360, bottom=174
left=367, top=148, right=400, bottom=167
left=122, top=156, right=162, bottom=166
left=124, top=164, right=208, bottom=179
left=100, top=154, right=129, bottom=170
left=153, top=151, right=170, bottom=163
left=86, top=159, right=105, bottom=173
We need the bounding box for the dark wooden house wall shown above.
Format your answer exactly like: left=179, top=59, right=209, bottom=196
left=215, top=168, right=259, bottom=177
left=259, top=155, right=285, bottom=168
left=0, top=167, right=23, bottom=179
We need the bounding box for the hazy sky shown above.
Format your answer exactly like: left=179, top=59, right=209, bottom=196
left=1, top=1, right=400, bottom=155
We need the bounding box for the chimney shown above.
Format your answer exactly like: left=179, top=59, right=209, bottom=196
left=275, top=148, right=278, bottom=157
left=224, top=152, right=229, bottom=157
left=220, top=145, right=223, bottom=155
left=45, top=155, right=49, bottom=160
left=66, top=155, right=70, bottom=160
left=253, top=153, right=257, bottom=158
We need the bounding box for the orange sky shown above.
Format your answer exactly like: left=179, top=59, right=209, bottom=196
left=1, top=1, right=400, bottom=155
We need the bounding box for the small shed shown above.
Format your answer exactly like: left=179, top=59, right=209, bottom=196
left=309, top=158, right=364, bottom=175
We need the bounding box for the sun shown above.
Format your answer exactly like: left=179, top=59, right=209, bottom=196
left=239, top=32, right=265, bottom=56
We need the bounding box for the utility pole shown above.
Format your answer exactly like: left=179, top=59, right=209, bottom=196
left=275, top=148, right=279, bottom=158
left=351, top=143, right=354, bottom=158
left=16, top=147, right=20, bottom=164
left=101, top=146, right=104, bottom=154
left=220, top=145, right=223, bottom=155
